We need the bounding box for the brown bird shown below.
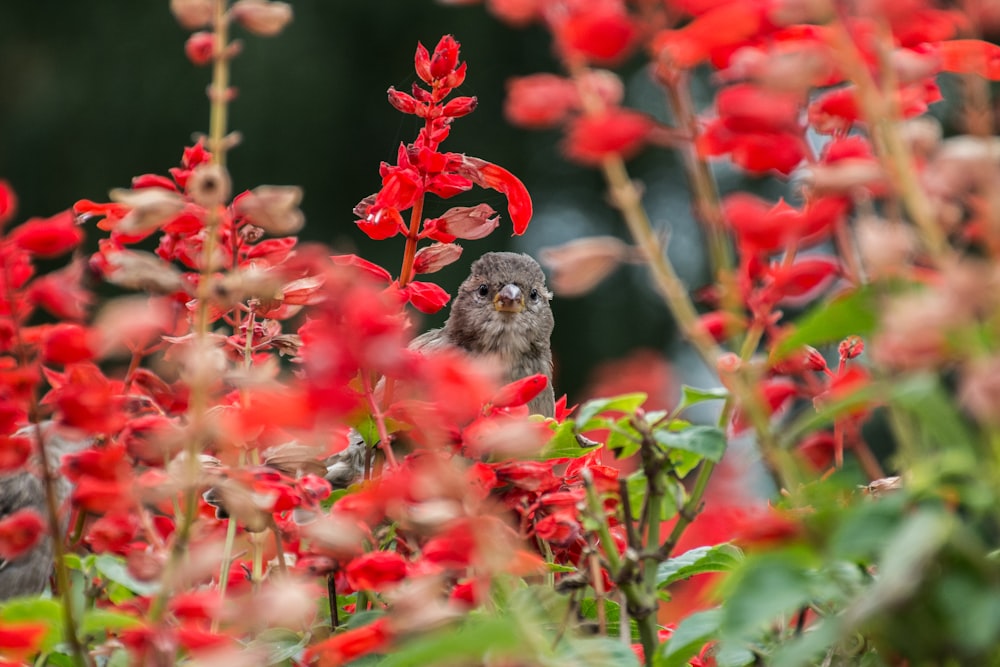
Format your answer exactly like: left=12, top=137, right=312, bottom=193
left=411, top=251, right=555, bottom=417
left=325, top=252, right=555, bottom=488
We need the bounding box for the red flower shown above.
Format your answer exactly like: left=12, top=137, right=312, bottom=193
left=185, top=31, right=214, bottom=66
left=0, top=434, right=32, bottom=473
left=345, top=551, right=408, bottom=591
left=10, top=210, right=84, bottom=258
left=558, top=2, right=638, bottom=65
left=305, top=618, right=393, bottom=667
left=0, top=180, right=16, bottom=228
left=504, top=74, right=579, bottom=129
left=716, top=83, right=802, bottom=135
left=26, top=259, right=92, bottom=321
left=652, top=2, right=765, bottom=69
left=402, top=280, right=451, bottom=314
left=40, top=323, right=95, bottom=365
left=563, top=108, right=654, bottom=166
left=0, top=508, right=45, bottom=560
left=46, top=364, right=125, bottom=434
left=84, top=512, right=139, bottom=554
left=0, top=621, right=47, bottom=661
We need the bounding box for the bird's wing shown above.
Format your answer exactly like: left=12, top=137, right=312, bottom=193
left=408, top=327, right=451, bottom=352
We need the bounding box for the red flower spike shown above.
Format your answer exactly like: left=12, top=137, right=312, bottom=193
left=305, top=618, right=393, bottom=667
left=345, top=551, right=408, bottom=591
left=402, top=281, right=451, bottom=314
left=563, top=108, right=654, bottom=166
left=0, top=508, right=45, bottom=560
left=490, top=374, right=549, bottom=411
left=0, top=180, right=17, bottom=229
left=10, top=210, right=84, bottom=258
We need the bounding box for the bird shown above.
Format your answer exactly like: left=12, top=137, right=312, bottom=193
left=0, top=424, right=88, bottom=601
left=410, top=251, right=555, bottom=418
left=324, top=251, right=555, bottom=489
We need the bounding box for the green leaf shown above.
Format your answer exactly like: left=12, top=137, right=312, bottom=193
left=80, top=608, right=142, bottom=637
left=771, top=619, right=842, bottom=667
left=578, top=598, right=624, bottom=638
left=556, top=636, right=642, bottom=667
left=657, top=608, right=722, bottom=667
left=676, top=385, right=729, bottom=415
left=0, top=598, right=64, bottom=652
left=607, top=417, right=641, bottom=459
left=543, top=420, right=597, bottom=459
left=574, top=393, right=647, bottom=433
left=653, top=425, right=726, bottom=463
left=376, top=617, right=522, bottom=667
left=94, top=554, right=160, bottom=596
left=773, top=287, right=877, bottom=359
left=247, top=627, right=309, bottom=664
left=892, top=374, right=976, bottom=449
left=719, top=550, right=815, bottom=641
left=657, top=544, right=744, bottom=589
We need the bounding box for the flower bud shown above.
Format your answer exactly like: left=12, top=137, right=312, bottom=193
left=539, top=236, right=631, bottom=297
left=186, top=164, right=231, bottom=208
left=170, top=0, right=213, bottom=29
left=387, top=87, right=419, bottom=114
left=430, top=34, right=460, bottom=80
left=421, top=203, right=499, bottom=242
left=413, top=243, right=463, bottom=275
left=441, top=95, right=477, bottom=118
left=231, top=0, right=293, bottom=37
left=185, top=31, right=215, bottom=66
left=234, top=185, right=304, bottom=236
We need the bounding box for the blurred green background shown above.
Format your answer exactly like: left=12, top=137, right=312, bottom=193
left=0, top=1, right=715, bottom=401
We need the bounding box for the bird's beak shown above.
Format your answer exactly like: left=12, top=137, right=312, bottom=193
left=493, top=284, right=524, bottom=313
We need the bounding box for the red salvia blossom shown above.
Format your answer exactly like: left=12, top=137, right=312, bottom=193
left=305, top=618, right=394, bottom=667
left=0, top=508, right=45, bottom=560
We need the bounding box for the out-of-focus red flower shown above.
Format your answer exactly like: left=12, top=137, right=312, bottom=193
left=936, top=38, right=1000, bottom=79
left=558, top=2, right=638, bottom=65
left=768, top=255, right=841, bottom=306
left=185, top=31, right=214, bottom=65
left=652, top=2, right=765, bottom=69
left=331, top=254, right=392, bottom=283
left=26, top=258, right=92, bottom=321
left=0, top=508, right=45, bottom=560
left=10, top=210, right=84, bottom=258
left=716, top=83, right=802, bottom=134
left=0, top=180, right=16, bottom=228
left=45, top=363, right=125, bottom=435
left=796, top=431, right=837, bottom=470
left=84, top=512, right=140, bottom=555
left=504, top=74, right=579, bottom=128
left=0, top=434, right=32, bottom=473
left=563, top=108, right=654, bottom=166
left=0, top=620, right=47, bottom=661
left=489, top=374, right=548, bottom=411
left=345, top=551, right=408, bottom=591
left=698, top=119, right=804, bottom=175
left=40, top=323, right=96, bottom=365
left=305, top=618, right=394, bottom=667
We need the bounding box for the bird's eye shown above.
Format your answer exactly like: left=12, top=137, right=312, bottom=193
left=477, top=284, right=489, bottom=297
left=529, top=288, right=539, bottom=301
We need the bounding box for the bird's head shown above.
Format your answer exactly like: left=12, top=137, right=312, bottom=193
left=446, top=252, right=554, bottom=355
